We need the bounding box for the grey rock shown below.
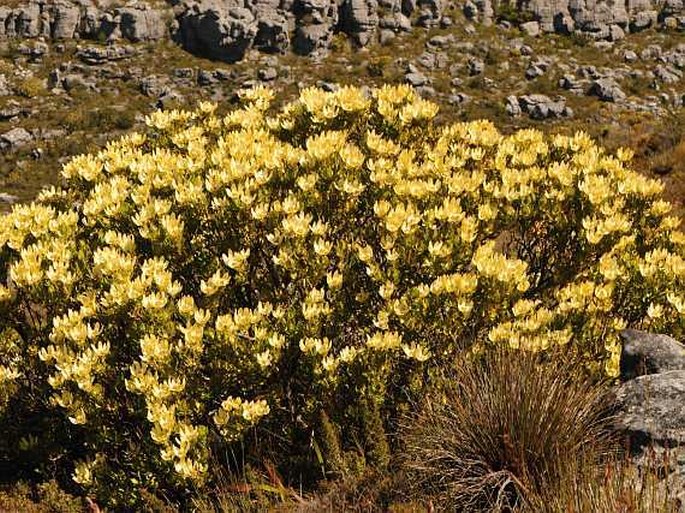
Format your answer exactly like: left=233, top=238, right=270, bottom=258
left=519, top=94, right=569, bottom=119
left=505, top=95, right=522, bottom=116
left=631, top=10, right=657, bottom=31
left=620, top=330, right=685, bottom=381
left=316, top=80, right=338, bottom=92
left=62, top=73, right=95, bottom=92
left=0, top=193, right=19, bottom=205
left=140, top=75, right=167, bottom=97
left=640, top=44, right=662, bottom=61
left=173, top=68, right=195, bottom=79
left=609, top=24, right=624, bottom=41
left=379, top=28, right=395, bottom=44
left=417, top=51, right=447, bottom=69
left=0, top=101, right=29, bottom=121
left=75, top=45, right=136, bottom=65
left=404, top=71, right=428, bottom=86
left=176, top=1, right=258, bottom=62
left=615, top=370, right=685, bottom=449
left=663, top=15, right=679, bottom=29
left=653, top=65, right=682, bottom=84
left=467, top=57, right=484, bottom=76
left=213, top=69, right=232, bottom=81
left=415, top=85, right=435, bottom=96
left=448, top=92, right=471, bottom=105
left=253, top=12, right=291, bottom=53
left=463, top=0, right=478, bottom=20
left=0, top=128, right=32, bottom=152
left=624, top=50, right=638, bottom=63
left=119, top=5, right=167, bottom=42
left=382, top=12, right=412, bottom=31
left=526, top=64, right=545, bottom=80
left=416, top=0, right=443, bottom=27
left=198, top=69, right=218, bottom=86
left=559, top=73, right=584, bottom=92
left=554, top=12, right=575, bottom=34
left=258, top=66, right=278, bottom=81
left=589, top=77, right=626, bottom=102
left=521, top=20, right=540, bottom=36
left=156, top=89, right=184, bottom=110
left=341, top=0, right=379, bottom=46
left=293, top=23, right=334, bottom=55
left=15, top=2, right=41, bottom=38
left=664, top=50, right=685, bottom=70
left=427, top=34, right=454, bottom=48
left=50, top=0, right=80, bottom=39
left=577, top=64, right=599, bottom=79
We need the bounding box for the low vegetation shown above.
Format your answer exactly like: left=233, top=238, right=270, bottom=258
left=0, top=85, right=682, bottom=510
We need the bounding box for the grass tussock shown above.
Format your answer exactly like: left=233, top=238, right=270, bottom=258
left=400, top=349, right=617, bottom=512
left=533, top=450, right=681, bottom=513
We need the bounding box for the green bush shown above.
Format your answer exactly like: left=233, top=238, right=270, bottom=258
left=15, top=76, right=45, bottom=98
left=0, top=85, right=683, bottom=508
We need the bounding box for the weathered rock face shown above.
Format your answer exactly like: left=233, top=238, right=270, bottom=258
left=469, top=0, right=685, bottom=38
left=0, top=0, right=683, bottom=61
left=615, top=330, right=685, bottom=506
left=175, top=0, right=259, bottom=62
left=616, top=370, right=685, bottom=449
left=505, top=93, right=573, bottom=119
left=0, top=128, right=33, bottom=152
left=0, top=0, right=169, bottom=43
left=620, top=329, right=685, bottom=381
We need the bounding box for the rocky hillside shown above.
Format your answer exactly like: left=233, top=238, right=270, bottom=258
left=1, top=0, right=684, bottom=61
left=1, top=0, right=684, bottom=213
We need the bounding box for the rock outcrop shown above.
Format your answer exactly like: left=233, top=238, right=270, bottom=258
left=0, top=0, right=684, bottom=61
left=0, top=1, right=169, bottom=42
left=615, top=329, right=685, bottom=506
left=467, top=0, right=685, bottom=38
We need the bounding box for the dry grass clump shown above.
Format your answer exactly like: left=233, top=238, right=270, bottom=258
left=401, top=349, right=616, bottom=512
left=533, top=451, right=681, bottom=513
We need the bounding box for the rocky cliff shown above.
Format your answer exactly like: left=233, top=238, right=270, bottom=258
left=0, top=0, right=683, bottom=61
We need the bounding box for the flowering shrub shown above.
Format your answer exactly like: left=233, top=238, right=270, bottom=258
left=0, top=85, right=683, bottom=506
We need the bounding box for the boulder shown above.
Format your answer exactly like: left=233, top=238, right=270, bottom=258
left=620, top=330, right=685, bottom=381
left=293, top=23, right=333, bottom=55
left=0, top=193, right=19, bottom=205
left=253, top=12, right=292, bottom=53
left=653, top=65, right=682, bottom=84
left=630, top=9, right=657, bottom=31
left=341, top=0, right=379, bottom=46
left=525, top=64, right=545, bottom=79
left=404, top=71, right=428, bottom=86
left=467, top=57, right=484, bottom=76
left=0, top=101, right=29, bottom=121
left=623, top=50, right=638, bottom=62
left=15, top=2, right=42, bottom=38
left=0, top=75, right=12, bottom=96
left=505, top=95, right=522, bottom=116
left=75, top=45, right=137, bottom=65
left=615, top=370, right=685, bottom=449
left=258, top=66, right=278, bottom=81
left=0, top=128, right=33, bottom=152
left=119, top=5, right=168, bottom=42
left=588, top=77, right=626, bottom=102
left=568, top=0, right=628, bottom=32
left=518, top=94, right=570, bottom=119
left=521, top=20, right=541, bottom=36
left=176, top=0, right=258, bottom=63
left=50, top=0, right=81, bottom=39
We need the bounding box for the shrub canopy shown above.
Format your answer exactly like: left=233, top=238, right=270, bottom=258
left=0, top=85, right=683, bottom=507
